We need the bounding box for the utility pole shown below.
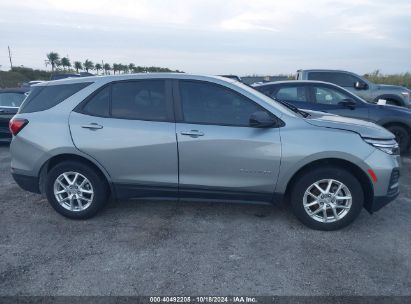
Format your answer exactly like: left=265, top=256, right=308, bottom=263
left=8, top=46, right=13, bottom=70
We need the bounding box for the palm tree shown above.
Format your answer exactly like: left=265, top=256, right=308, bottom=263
left=120, top=64, right=129, bottom=74
left=74, top=61, right=83, bottom=73
left=55, top=60, right=62, bottom=71
left=103, top=63, right=111, bottom=75
left=83, top=59, right=94, bottom=73
left=46, top=52, right=60, bottom=72
left=61, top=57, right=71, bottom=71
left=112, top=63, right=119, bottom=75
left=94, top=63, right=102, bottom=75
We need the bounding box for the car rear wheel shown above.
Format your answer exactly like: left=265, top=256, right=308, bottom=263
left=290, top=167, right=364, bottom=230
left=386, top=125, right=410, bottom=153
left=45, top=161, right=109, bottom=219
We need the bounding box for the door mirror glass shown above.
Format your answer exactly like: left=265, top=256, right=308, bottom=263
left=354, top=81, right=368, bottom=90
left=249, top=111, right=277, bottom=128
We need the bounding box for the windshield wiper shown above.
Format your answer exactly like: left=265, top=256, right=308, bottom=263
left=275, top=99, right=311, bottom=118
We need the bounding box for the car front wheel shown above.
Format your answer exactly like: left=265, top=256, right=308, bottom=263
left=386, top=125, right=410, bottom=153
left=290, top=167, right=364, bottom=230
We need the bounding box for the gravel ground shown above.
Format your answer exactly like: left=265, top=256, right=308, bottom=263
left=0, top=144, right=410, bottom=296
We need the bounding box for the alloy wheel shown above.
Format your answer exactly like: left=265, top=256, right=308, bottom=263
left=53, top=171, right=94, bottom=212
left=303, top=179, right=352, bottom=223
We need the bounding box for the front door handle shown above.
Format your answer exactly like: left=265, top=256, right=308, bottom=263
left=81, top=123, right=103, bottom=130
left=180, top=130, right=204, bottom=137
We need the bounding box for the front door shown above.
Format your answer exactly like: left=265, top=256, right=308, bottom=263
left=309, top=84, right=370, bottom=120
left=175, top=80, right=282, bottom=202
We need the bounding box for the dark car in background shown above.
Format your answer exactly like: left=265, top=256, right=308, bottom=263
left=254, top=80, right=411, bottom=153
left=297, top=69, right=411, bottom=108
left=0, top=89, right=28, bottom=142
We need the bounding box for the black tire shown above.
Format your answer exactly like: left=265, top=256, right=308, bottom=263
left=290, top=167, right=364, bottom=231
left=45, top=161, right=109, bottom=219
left=386, top=125, right=410, bottom=153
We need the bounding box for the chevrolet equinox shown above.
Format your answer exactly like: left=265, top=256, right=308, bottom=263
left=9, top=74, right=401, bottom=230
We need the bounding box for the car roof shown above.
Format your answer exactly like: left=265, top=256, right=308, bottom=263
left=33, top=73, right=237, bottom=87
left=297, top=69, right=352, bottom=73
left=253, top=80, right=338, bottom=87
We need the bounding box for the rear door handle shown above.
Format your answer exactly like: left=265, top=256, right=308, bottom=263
left=81, top=123, right=103, bottom=130
left=180, top=130, right=204, bottom=137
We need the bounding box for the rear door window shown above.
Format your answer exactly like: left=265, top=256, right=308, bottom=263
left=20, top=82, right=92, bottom=113
left=274, top=86, right=308, bottom=102
left=111, top=80, right=168, bottom=121
left=82, top=86, right=110, bottom=117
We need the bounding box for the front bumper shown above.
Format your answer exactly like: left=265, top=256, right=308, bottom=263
left=12, top=172, right=41, bottom=194
left=371, top=192, right=400, bottom=212
left=364, top=168, right=400, bottom=213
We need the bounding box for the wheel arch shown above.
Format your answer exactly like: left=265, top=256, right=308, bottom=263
left=283, top=158, right=374, bottom=210
left=382, top=121, right=411, bottom=134
left=374, top=94, right=404, bottom=106
left=38, top=153, right=114, bottom=196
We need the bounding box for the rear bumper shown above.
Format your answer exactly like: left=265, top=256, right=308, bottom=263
left=12, top=173, right=40, bottom=194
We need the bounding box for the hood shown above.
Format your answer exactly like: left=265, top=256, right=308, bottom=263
left=376, top=84, right=408, bottom=91
left=303, top=110, right=395, bottom=140
left=375, top=103, right=411, bottom=113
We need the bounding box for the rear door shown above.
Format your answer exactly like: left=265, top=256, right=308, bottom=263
left=69, top=79, right=178, bottom=199
left=174, top=80, right=282, bottom=202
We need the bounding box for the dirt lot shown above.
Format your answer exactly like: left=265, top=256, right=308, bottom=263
left=0, top=144, right=410, bottom=296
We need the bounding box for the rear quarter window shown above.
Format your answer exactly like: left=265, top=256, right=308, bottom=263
left=20, top=82, right=92, bottom=113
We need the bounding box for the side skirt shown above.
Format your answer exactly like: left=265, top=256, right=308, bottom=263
left=113, top=183, right=282, bottom=205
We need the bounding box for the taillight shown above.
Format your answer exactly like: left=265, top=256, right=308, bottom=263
left=9, top=118, right=29, bottom=136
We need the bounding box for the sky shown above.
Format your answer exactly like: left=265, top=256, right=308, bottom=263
left=0, top=0, right=410, bottom=75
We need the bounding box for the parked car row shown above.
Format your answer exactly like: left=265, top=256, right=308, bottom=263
left=296, top=69, right=411, bottom=108
left=253, top=80, right=411, bottom=153
left=9, top=74, right=401, bottom=230
left=0, top=88, right=29, bottom=142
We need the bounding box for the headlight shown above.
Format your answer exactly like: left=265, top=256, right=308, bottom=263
left=401, top=91, right=410, bottom=98
left=363, top=138, right=400, bottom=155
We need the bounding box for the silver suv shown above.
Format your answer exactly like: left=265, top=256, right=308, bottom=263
left=9, top=74, right=401, bottom=230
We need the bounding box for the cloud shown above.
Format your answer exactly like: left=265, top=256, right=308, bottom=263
left=0, top=0, right=410, bottom=74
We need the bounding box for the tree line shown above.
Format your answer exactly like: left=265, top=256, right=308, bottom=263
left=46, top=52, right=181, bottom=75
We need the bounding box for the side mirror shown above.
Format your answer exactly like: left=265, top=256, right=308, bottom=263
left=338, top=99, right=357, bottom=110
left=249, top=111, right=278, bottom=128
left=354, top=81, right=368, bottom=90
